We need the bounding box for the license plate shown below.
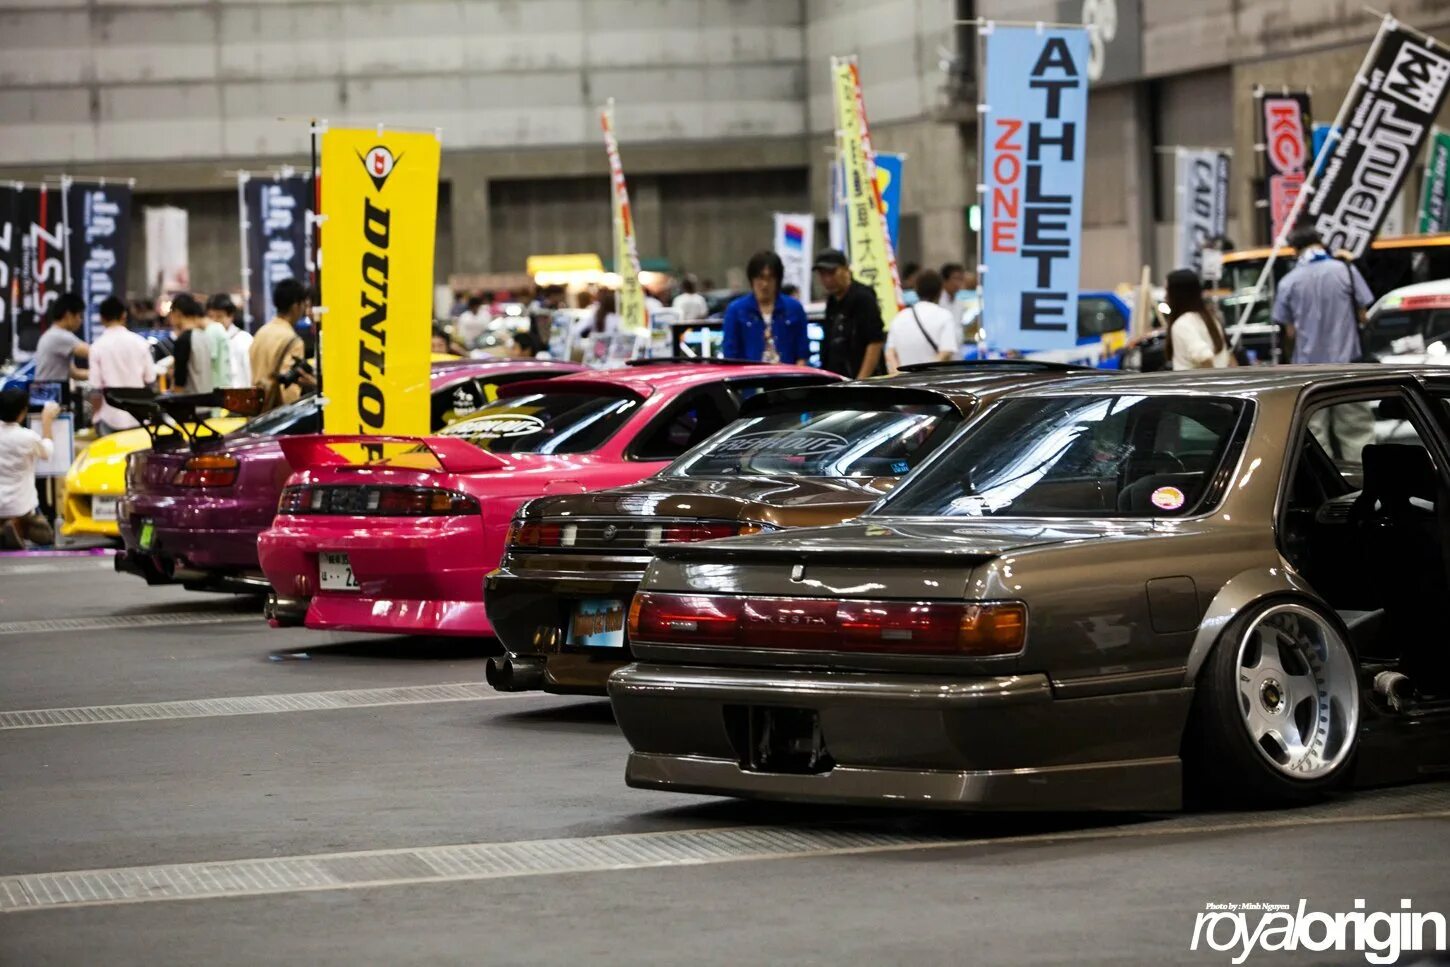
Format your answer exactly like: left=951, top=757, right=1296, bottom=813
left=318, top=552, right=359, bottom=591
left=91, top=496, right=119, bottom=521
left=566, top=598, right=627, bottom=649
left=138, top=520, right=155, bottom=551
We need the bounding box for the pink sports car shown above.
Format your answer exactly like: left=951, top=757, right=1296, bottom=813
left=257, top=360, right=836, bottom=637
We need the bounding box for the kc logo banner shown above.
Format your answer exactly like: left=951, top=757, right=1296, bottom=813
left=1308, top=21, right=1450, bottom=258
left=981, top=25, right=1090, bottom=353
left=320, top=128, right=440, bottom=455
left=1258, top=92, right=1311, bottom=245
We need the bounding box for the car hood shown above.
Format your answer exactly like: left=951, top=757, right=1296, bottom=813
left=534, top=474, right=893, bottom=527
left=654, top=517, right=1161, bottom=564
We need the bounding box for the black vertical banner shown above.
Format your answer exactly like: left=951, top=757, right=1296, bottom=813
left=0, top=186, right=17, bottom=363
left=1309, top=23, right=1450, bottom=257
left=16, top=185, right=66, bottom=355
left=65, top=183, right=132, bottom=342
left=1255, top=91, right=1312, bottom=245
left=243, top=176, right=310, bottom=329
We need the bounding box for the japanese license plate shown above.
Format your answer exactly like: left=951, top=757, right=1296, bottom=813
left=91, top=496, right=119, bottom=521
left=566, top=598, right=627, bottom=649
left=318, top=552, right=359, bottom=591
left=138, top=520, right=155, bottom=550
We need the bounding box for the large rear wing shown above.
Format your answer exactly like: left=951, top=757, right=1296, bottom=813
left=277, top=434, right=508, bottom=474
left=103, top=388, right=263, bottom=450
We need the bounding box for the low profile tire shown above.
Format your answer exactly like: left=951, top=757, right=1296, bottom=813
left=1185, top=600, right=1360, bottom=807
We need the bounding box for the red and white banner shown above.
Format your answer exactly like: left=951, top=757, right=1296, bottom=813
left=1258, top=91, right=1311, bottom=244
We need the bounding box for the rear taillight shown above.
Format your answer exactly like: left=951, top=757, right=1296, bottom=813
left=173, top=454, right=239, bottom=488
left=654, top=522, right=746, bottom=544
left=628, top=592, right=1026, bottom=657
left=275, top=485, right=478, bottom=516
left=507, top=519, right=767, bottom=549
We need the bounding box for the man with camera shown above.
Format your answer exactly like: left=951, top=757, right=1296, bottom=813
left=250, top=278, right=316, bottom=412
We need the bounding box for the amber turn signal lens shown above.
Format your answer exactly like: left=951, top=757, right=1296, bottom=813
left=957, top=602, right=1027, bottom=656
left=627, top=594, right=644, bottom=639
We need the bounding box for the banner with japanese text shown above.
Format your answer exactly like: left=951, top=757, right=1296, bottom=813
left=980, top=25, right=1089, bottom=352
left=319, top=128, right=439, bottom=453
left=64, top=182, right=131, bottom=341
left=1173, top=149, right=1230, bottom=275
left=1307, top=19, right=1450, bottom=257
left=772, top=213, right=813, bottom=300
left=832, top=56, right=902, bottom=318
left=242, top=174, right=311, bottom=329
left=600, top=103, right=647, bottom=332
left=1257, top=91, right=1311, bottom=244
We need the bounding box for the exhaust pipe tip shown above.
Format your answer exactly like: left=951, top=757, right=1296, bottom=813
left=264, top=593, right=307, bottom=628
left=486, top=656, right=545, bottom=692
left=1374, top=670, right=1414, bottom=713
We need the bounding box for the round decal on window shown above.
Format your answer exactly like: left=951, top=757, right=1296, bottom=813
left=1150, top=485, right=1186, bottom=511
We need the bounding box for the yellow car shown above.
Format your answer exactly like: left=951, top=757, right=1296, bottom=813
left=62, top=419, right=247, bottom=539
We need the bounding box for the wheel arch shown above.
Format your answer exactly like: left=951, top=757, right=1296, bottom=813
left=1182, top=566, right=1336, bottom=685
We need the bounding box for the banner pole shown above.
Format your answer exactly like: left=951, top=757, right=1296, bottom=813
left=310, top=118, right=322, bottom=398
left=974, top=21, right=990, bottom=355
left=1231, top=14, right=1392, bottom=353
left=237, top=172, right=251, bottom=330
left=60, top=175, right=72, bottom=296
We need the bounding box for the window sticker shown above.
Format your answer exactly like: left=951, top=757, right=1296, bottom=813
left=1151, top=485, right=1186, bottom=511
left=446, top=413, right=547, bottom=438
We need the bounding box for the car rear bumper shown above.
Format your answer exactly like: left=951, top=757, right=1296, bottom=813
left=60, top=493, right=121, bottom=538
left=303, top=595, right=492, bottom=636
left=484, top=570, right=644, bottom=694
left=118, top=515, right=263, bottom=574
left=609, top=663, right=1191, bottom=811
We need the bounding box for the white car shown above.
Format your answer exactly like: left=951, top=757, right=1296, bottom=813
left=1365, top=279, right=1450, bottom=364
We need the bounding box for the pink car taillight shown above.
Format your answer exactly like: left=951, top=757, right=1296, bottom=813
left=628, top=592, right=1027, bottom=657
left=172, top=454, right=240, bottom=488
left=276, top=485, right=478, bottom=517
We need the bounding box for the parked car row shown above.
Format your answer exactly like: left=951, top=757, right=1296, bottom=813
left=107, top=352, right=1450, bottom=814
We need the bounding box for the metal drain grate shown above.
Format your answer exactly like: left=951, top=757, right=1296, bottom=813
left=0, top=826, right=947, bottom=912
left=0, top=610, right=256, bottom=637
left=0, top=682, right=508, bottom=730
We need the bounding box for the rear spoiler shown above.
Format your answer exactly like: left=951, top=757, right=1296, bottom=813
left=103, top=388, right=263, bottom=451
left=740, top=384, right=972, bottom=419
left=278, top=434, right=508, bottom=474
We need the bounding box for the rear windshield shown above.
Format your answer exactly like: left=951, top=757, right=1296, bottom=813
left=436, top=392, right=640, bottom=454
left=229, top=396, right=321, bottom=437
left=666, top=406, right=956, bottom=479
left=876, top=394, right=1248, bottom=518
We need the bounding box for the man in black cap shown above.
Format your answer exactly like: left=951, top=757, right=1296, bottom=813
left=814, top=249, right=884, bottom=379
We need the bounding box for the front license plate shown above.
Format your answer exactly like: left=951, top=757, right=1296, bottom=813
left=137, top=520, right=156, bottom=551
left=91, top=496, right=119, bottom=521
left=566, top=598, right=627, bottom=649
left=318, top=552, right=359, bottom=591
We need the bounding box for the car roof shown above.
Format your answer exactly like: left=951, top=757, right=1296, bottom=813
left=498, top=361, right=831, bottom=400
left=1369, top=277, right=1450, bottom=313
left=999, top=364, right=1450, bottom=400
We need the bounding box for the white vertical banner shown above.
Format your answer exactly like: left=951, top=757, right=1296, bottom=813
left=828, top=160, right=847, bottom=252
left=772, top=212, right=813, bottom=298
left=144, top=205, right=189, bottom=296
left=1173, top=148, right=1230, bottom=275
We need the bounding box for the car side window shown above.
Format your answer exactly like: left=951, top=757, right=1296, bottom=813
left=631, top=388, right=734, bottom=461
left=1077, top=297, right=1125, bottom=340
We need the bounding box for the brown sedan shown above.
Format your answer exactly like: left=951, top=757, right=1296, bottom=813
left=482, top=361, right=1097, bottom=695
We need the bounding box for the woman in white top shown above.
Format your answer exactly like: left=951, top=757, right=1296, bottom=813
left=1165, top=268, right=1233, bottom=370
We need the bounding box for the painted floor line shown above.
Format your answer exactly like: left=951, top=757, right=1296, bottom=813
left=0, top=610, right=261, bottom=637
left=0, top=559, right=116, bottom=576
left=3, top=808, right=1447, bottom=913
left=0, top=682, right=529, bottom=730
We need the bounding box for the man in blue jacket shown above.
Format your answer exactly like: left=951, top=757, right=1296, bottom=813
left=721, top=250, right=810, bottom=364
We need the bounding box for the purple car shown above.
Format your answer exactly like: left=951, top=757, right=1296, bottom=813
left=114, top=358, right=582, bottom=593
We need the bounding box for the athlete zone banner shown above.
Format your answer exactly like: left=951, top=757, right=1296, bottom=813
left=320, top=129, right=440, bottom=455
left=65, top=182, right=131, bottom=341
left=16, top=185, right=65, bottom=355
left=1257, top=92, right=1311, bottom=244
left=1308, top=20, right=1450, bottom=257
left=981, top=25, right=1090, bottom=352
left=1174, top=149, right=1230, bottom=275
left=243, top=175, right=310, bottom=328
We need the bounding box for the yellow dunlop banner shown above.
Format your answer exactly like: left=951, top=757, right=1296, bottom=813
left=600, top=102, right=647, bottom=331
left=832, top=56, right=902, bottom=318
left=320, top=128, right=440, bottom=455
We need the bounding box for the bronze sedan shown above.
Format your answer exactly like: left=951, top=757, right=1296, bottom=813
left=483, top=361, right=1096, bottom=695
left=611, top=366, right=1450, bottom=811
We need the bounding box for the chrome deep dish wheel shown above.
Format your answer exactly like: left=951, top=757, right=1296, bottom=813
left=1234, top=603, right=1359, bottom=780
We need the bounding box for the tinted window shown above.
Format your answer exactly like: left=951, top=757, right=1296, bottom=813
left=668, top=407, right=955, bottom=479
left=1077, top=297, right=1125, bottom=339
left=631, top=389, right=733, bottom=461
left=437, top=392, right=641, bottom=454
left=229, top=396, right=322, bottom=437
left=1365, top=306, right=1450, bottom=355
left=877, top=394, right=1247, bottom=519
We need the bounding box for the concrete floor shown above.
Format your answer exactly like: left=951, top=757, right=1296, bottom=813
left=2, top=554, right=1448, bottom=966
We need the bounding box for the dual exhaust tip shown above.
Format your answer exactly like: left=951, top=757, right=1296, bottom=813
left=486, top=656, right=545, bottom=692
